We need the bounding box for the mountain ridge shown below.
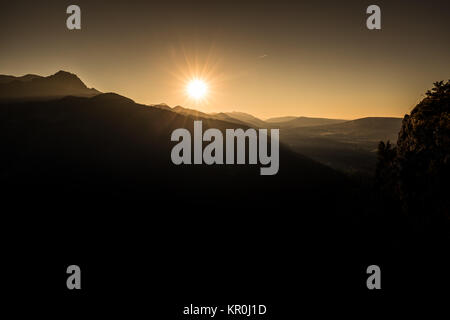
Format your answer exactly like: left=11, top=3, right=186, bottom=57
left=0, top=70, right=403, bottom=174
left=0, top=70, right=100, bottom=101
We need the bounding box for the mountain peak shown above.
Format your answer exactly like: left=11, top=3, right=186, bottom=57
left=50, top=70, right=84, bottom=83
left=0, top=70, right=101, bottom=100
left=55, top=70, right=73, bottom=76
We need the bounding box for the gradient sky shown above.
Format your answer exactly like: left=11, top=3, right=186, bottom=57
left=1, top=0, right=449, bottom=119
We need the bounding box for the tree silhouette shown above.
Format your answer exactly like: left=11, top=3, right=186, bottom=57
left=376, top=80, right=450, bottom=219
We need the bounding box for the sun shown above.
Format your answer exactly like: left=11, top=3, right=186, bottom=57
left=186, top=79, right=208, bottom=100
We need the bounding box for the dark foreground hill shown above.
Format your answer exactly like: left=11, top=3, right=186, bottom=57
left=1, top=92, right=379, bottom=279
left=1, top=73, right=448, bottom=301
left=0, top=93, right=355, bottom=213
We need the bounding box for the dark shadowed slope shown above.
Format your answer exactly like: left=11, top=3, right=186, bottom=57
left=0, top=92, right=355, bottom=215
left=0, top=94, right=345, bottom=185
left=0, top=70, right=100, bottom=101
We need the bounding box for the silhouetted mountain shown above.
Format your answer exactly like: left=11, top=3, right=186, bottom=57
left=376, top=80, right=450, bottom=219
left=0, top=74, right=41, bottom=84
left=0, top=90, right=353, bottom=216
left=0, top=70, right=100, bottom=101
left=160, top=104, right=403, bottom=174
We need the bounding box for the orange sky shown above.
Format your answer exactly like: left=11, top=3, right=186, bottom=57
left=1, top=1, right=449, bottom=119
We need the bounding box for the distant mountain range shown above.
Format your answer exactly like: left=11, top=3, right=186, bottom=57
left=281, top=117, right=402, bottom=174
left=0, top=70, right=100, bottom=101
left=266, top=116, right=347, bottom=128
left=169, top=98, right=402, bottom=174
left=0, top=71, right=349, bottom=204
left=265, top=116, right=298, bottom=123
left=0, top=70, right=403, bottom=174
left=217, top=111, right=268, bottom=128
